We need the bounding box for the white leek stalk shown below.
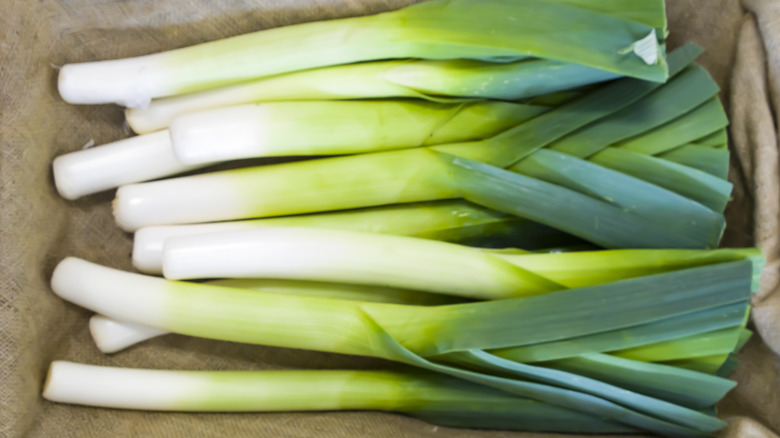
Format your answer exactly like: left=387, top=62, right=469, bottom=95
left=89, top=276, right=465, bottom=354
left=89, top=316, right=168, bottom=353
left=169, top=100, right=545, bottom=165
left=41, top=361, right=481, bottom=412
left=52, top=131, right=208, bottom=200
left=161, top=228, right=561, bottom=300
left=126, top=58, right=617, bottom=134
left=161, top=228, right=763, bottom=298
left=113, top=147, right=459, bottom=231
left=97, top=243, right=761, bottom=354
left=132, top=201, right=514, bottom=274
left=53, top=257, right=751, bottom=360
left=43, top=361, right=635, bottom=434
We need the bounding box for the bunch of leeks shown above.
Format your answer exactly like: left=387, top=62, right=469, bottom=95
left=101, top=44, right=731, bottom=253
left=47, top=250, right=758, bottom=437
left=45, top=0, right=762, bottom=435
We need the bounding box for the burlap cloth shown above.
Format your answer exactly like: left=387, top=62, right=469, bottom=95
left=2, top=0, right=779, bottom=436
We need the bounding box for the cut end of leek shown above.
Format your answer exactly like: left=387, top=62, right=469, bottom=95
left=89, top=315, right=168, bottom=354
left=52, top=257, right=167, bottom=326
left=42, top=361, right=66, bottom=403
left=133, top=226, right=173, bottom=275
left=51, top=131, right=199, bottom=200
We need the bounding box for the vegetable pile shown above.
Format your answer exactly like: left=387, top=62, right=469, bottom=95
left=45, top=0, right=762, bottom=436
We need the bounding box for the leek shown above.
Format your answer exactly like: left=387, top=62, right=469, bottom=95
left=57, top=0, right=666, bottom=107
left=161, top=228, right=565, bottom=300
left=51, top=257, right=752, bottom=362
left=132, top=200, right=575, bottom=275
left=126, top=58, right=618, bottom=134
left=96, top=245, right=760, bottom=353
left=160, top=228, right=763, bottom=299
left=89, top=278, right=466, bottom=354
left=168, top=100, right=545, bottom=165
left=43, top=362, right=637, bottom=434
left=89, top=316, right=169, bottom=354
left=52, top=131, right=209, bottom=201
left=89, top=305, right=747, bottom=357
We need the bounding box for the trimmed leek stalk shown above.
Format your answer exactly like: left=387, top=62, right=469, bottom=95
left=88, top=304, right=747, bottom=356
left=58, top=0, right=666, bottom=107
left=89, top=277, right=466, bottom=354
left=97, top=246, right=760, bottom=353
left=52, top=131, right=209, bottom=200
left=161, top=228, right=763, bottom=299
left=161, top=228, right=565, bottom=300
left=132, top=200, right=574, bottom=275
left=51, top=257, right=753, bottom=361
left=89, top=316, right=168, bottom=354
left=112, top=147, right=462, bottom=231
left=43, top=362, right=636, bottom=434
left=113, top=148, right=725, bottom=246
left=168, top=100, right=546, bottom=164
left=54, top=100, right=545, bottom=199
left=126, top=58, right=617, bottom=134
